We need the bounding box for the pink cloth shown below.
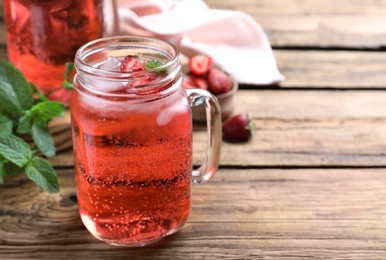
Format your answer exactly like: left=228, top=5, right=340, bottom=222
left=116, top=0, right=285, bottom=85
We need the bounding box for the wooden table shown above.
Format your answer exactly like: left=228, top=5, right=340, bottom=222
left=2, top=0, right=386, bottom=259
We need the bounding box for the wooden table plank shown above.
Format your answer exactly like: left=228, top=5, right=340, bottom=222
left=49, top=89, right=386, bottom=167
left=276, top=50, right=386, bottom=88
left=205, top=0, right=386, bottom=49
left=2, top=168, right=386, bottom=259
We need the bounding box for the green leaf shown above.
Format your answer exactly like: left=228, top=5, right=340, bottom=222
left=64, top=62, right=75, bottom=82
left=0, top=60, right=34, bottom=114
left=31, top=101, right=65, bottom=125
left=17, top=111, right=34, bottom=134
left=25, top=157, right=59, bottom=193
left=0, top=115, right=13, bottom=136
left=143, top=59, right=167, bottom=72
left=0, top=135, right=32, bottom=167
left=31, top=124, right=56, bottom=158
left=63, top=62, right=75, bottom=90
left=62, top=81, right=75, bottom=90
left=144, top=59, right=164, bottom=69
left=4, top=161, right=24, bottom=175
left=30, top=82, right=49, bottom=102
left=0, top=161, right=5, bottom=184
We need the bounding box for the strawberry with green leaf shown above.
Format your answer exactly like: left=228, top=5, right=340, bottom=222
left=222, top=113, right=256, bottom=142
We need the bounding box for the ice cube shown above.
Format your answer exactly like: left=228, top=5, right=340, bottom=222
left=157, top=109, right=173, bottom=126
left=84, top=74, right=129, bottom=93
left=156, top=102, right=187, bottom=126
left=81, top=57, right=126, bottom=93
left=100, top=57, right=121, bottom=72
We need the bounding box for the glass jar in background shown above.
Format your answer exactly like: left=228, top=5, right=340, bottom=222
left=71, top=36, right=222, bottom=246
left=3, top=0, right=118, bottom=104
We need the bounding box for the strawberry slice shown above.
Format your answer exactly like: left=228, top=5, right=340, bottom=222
left=182, top=74, right=208, bottom=90
left=120, top=55, right=144, bottom=72
left=222, top=113, right=256, bottom=142
left=207, top=67, right=233, bottom=95
left=188, top=55, right=213, bottom=76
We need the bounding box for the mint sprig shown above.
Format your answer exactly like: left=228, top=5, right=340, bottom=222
left=143, top=59, right=167, bottom=72
left=0, top=60, right=66, bottom=193
left=0, top=60, right=34, bottom=114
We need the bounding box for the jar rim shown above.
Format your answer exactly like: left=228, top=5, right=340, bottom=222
left=74, top=36, right=181, bottom=98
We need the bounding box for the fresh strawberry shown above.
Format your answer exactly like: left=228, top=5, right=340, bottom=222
left=222, top=113, right=256, bottom=142
left=207, top=67, right=233, bottom=95
left=188, top=55, right=213, bottom=76
left=182, top=74, right=208, bottom=90
left=120, top=55, right=144, bottom=72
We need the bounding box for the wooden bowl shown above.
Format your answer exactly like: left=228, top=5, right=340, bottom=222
left=192, top=76, right=238, bottom=123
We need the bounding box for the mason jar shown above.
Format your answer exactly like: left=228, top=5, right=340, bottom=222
left=71, top=36, right=222, bottom=246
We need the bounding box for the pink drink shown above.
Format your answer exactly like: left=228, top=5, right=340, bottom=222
left=3, top=0, right=106, bottom=104
left=72, top=55, right=192, bottom=246
left=71, top=36, right=221, bottom=247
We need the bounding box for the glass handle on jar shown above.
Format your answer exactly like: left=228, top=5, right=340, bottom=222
left=186, top=88, right=222, bottom=184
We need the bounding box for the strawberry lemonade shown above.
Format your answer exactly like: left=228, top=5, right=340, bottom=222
left=72, top=89, right=192, bottom=246
left=3, top=0, right=114, bottom=104
left=72, top=37, right=222, bottom=246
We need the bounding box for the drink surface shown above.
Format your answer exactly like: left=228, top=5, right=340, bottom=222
left=4, top=0, right=105, bottom=104
left=71, top=62, right=192, bottom=245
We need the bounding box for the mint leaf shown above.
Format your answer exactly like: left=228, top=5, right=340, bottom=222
left=0, top=59, right=67, bottom=193
left=30, top=82, right=49, bottom=102
left=31, top=124, right=56, bottom=158
left=31, top=101, right=65, bottom=125
left=25, top=157, right=59, bottom=193
left=17, top=111, right=34, bottom=134
left=63, top=62, right=75, bottom=90
left=144, top=59, right=164, bottom=69
left=0, top=115, right=13, bottom=136
left=0, top=161, right=5, bottom=184
left=64, top=62, right=75, bottom=81
left=0, top=135, right=32, bottom=167
left=63, top=81, right=75, bottom=90
left=4, top=161, right=24, bottom=175
left=0, top=60, right=34, bottom=114
left=144, top=59, right=167, bottom=72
